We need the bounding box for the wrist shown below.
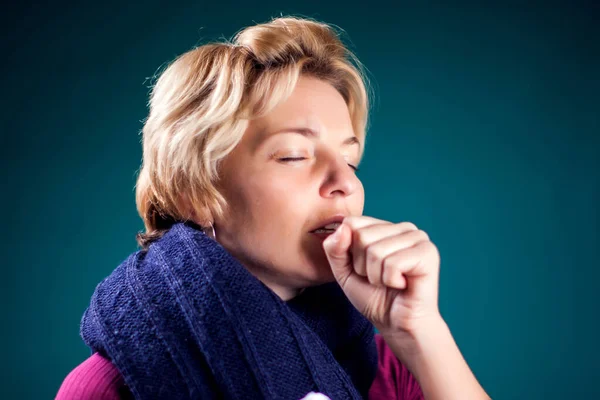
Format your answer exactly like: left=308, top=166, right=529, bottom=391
left=378, top=314, right=449, bottom=361
left=380, top=317, right=491, bottom=400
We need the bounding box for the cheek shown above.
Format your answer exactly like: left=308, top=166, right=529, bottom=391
left=343, top=178, right=365, bottom=216
left=250, top=178, right=307, bottom=221
left=228, top=172, right=305, bottom=228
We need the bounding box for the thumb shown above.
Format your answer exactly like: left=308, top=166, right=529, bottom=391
left=322, top=223, right=353, bottom=283
left=323, top=223, right=375, bottom=313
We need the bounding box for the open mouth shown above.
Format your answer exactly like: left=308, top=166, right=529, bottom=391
left=311, top=222, right=342, bottom=234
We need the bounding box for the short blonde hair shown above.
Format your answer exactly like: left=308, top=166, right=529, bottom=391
left=135, top=16, right=373, bottom=248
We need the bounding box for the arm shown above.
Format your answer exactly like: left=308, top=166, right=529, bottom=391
left=381, top=316, right=491, bottom=400
left=321, top=217, right=491, bottom=400
left=370, top=334, right=425, bottom=400
left=56, top=353, right=129, bottom=400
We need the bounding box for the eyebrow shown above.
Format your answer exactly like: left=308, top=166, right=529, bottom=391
left=270, top=127, right=361, bottom=151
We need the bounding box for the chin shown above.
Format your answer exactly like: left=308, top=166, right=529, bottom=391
left=301, top=260, right=336, bottom=286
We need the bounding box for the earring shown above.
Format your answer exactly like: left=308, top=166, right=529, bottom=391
left=204, top=222, right=216, bottom=240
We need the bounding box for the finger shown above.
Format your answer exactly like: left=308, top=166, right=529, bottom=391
left=343, top=215, right=393, bottom=231
left=323, top=223, right=375, bottom=310
left=382, top=241, right=434, bottom=289
left=322, top=223, right=353, bottom=287
left=365, top=235, right=400, bottom=285
left=353, top=222, right=422, bottom=277
left=342, top=216, right=389, bottom=276
left=364, top=232, right=421, bottom=286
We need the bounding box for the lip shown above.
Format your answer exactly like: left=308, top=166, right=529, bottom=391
left=311, top=230, right=337, bottom=241
left=309, top=214, right=346, bottom=233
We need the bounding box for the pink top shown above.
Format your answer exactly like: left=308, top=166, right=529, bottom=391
left=56, top=334, right=423, bottom=399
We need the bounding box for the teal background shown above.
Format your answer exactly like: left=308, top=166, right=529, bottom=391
left=2, top=1, right=598, bottom=399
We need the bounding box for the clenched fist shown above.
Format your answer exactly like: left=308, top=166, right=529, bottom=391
left=323, top=216, right=442, bottom=336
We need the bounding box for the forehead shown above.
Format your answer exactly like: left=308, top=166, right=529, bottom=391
left=249, top=76, right=355, bottom=142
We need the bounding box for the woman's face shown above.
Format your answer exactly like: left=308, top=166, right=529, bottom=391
left=213, top=76, right=364, bottom=300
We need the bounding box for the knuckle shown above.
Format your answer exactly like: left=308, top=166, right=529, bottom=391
left=425, top=240, right=438, bottom=253
left=416, top=238, right=432, bottom=249
left=344, top=215, right=363, bottom=227
left=354, top=228, right=370, bottom=247
left=400, top=222, right=418, bottom=231
left=415, top=229, right=430, bottom=242
left=367, top=270, right=379, bottom=285
left=344, top=216, right=356, bottom=226
left=365, top=244, right=383, bottom=265
left=330, top=251, right=348, bottom=261
left=382, top=259, right=401, bottom=287
left=431, top=242, right=441, bottom=260
left=418, top=241, right=440, bottom=262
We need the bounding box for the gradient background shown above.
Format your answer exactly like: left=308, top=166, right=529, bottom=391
left=2, top=1, right=598, bottom=399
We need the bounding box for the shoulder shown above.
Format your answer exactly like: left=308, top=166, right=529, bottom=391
left=56, top=353, right=133, bottom=400
left=368, top=334, right=424, bottom=400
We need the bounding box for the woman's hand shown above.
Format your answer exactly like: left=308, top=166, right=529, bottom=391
left=323, top=216, right=492, bottom=400
left=322, top=215, right=442, bottom=336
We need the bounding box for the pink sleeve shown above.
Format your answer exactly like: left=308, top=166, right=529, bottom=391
left=56, top=353, right=127, bottom=400
left=58, top=337, right=421, bottom=400
left=368, top=334, right=424, bottom=400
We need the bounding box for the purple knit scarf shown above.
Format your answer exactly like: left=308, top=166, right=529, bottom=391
left=80, top=222, right=377, bottom=399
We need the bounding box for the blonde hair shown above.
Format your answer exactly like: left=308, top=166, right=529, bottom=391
left=135, top=16, right=373, bottom=248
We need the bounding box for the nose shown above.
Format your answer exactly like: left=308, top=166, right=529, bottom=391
left=319, top=154, right=361, bottom=198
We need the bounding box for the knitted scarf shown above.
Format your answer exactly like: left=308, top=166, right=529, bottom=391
left=80, top=222, right=378, bottom=399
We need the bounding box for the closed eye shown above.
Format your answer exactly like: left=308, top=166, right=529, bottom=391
left=279, top=157, right=359, bottom=172
left=278, top=157, right=307, bottom=162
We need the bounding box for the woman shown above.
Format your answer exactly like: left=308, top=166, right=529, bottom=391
left=57, top=16, right=490, bottom=400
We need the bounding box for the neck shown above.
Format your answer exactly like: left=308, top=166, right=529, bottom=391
left=260, top=276, right=305, bottom=301
left=239, top=262, right=306, bottom=301
left=205, top=230, right=306, bottom=301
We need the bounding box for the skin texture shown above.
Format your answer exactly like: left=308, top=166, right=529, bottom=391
left=200, top=75, right=490, bottom=399
left=322, top=216, right=442, bottom=335
left=209, top=75, right=364, bottom=300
